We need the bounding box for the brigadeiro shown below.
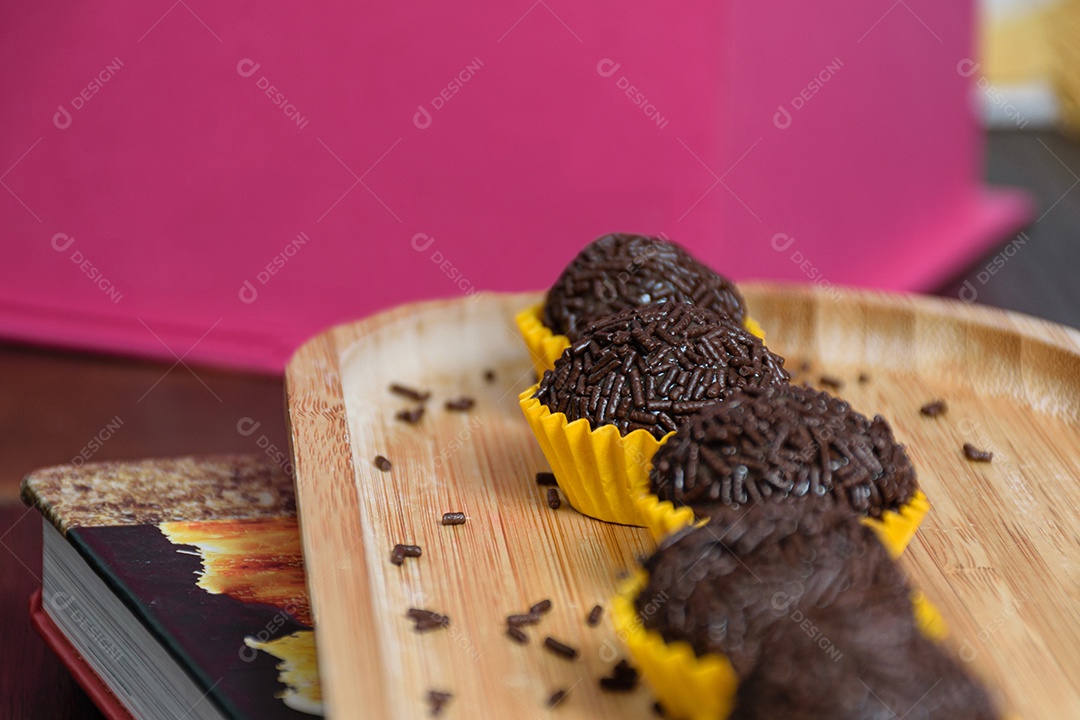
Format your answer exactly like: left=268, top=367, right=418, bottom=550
left=635, top=384, right=928, bottom=554
left=518, top=302, right=787, bottom=525
left=543, top=233, right=747, bottom=339
left=611, top=501, right=998, bottom=720
left=535, top=303, right=787, bottom=438
left=515, top=234, right=765, bottom=376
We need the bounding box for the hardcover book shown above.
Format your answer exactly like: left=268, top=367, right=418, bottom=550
left=21, top=455, right=323, bottom=719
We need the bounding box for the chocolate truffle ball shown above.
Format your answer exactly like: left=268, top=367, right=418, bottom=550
left=542, top=234, right=746, bottom=341
left=533, top=303, right=789, bottom=439
left=636, top=500, right=883, bottom=672
left=637, top=502, right=998, bottom=720
left=649, top=384, right=917, bottom=518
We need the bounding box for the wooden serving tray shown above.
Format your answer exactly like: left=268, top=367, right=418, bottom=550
left=286, top=285, right=1080, bottom=719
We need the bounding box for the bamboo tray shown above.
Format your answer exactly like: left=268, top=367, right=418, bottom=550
left=285, top=285, right=1080, bottom=719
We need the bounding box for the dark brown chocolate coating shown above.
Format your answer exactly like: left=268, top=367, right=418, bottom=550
left=636, top=500, right=884, bottom=672
left=649, top=384, right=917, bottom=518
left=732, top=611, right=999, bottom=720
left=533, top=303, right=789, bottom=439
left=636, top=502, right=998, bottom=720
left=542, top=234, right=746, bottom=341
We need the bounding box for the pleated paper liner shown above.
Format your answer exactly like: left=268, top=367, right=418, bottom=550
left=612, top=569, right=737, bottom=720
left=742, top=315, right=765, bottom=341
left=612, top=569, right=950, bottom=720
left=515, top=303, right=767, bottom=378
left=633, top=475, right=931, bottom=559
left=870, top=490, right=931, bottom=559
left=518, top=385, right=673, bottom=526
left=515, top=305, right=571, bottom=379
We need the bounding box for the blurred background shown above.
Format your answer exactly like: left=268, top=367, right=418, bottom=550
left=1, top=0, right=1079, bottom=716
left=1, top=0, right=1078, bottom=372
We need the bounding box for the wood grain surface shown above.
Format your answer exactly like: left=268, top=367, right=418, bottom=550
left=286, top=285, right=1080, bottom=720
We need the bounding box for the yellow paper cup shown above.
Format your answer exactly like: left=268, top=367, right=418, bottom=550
left=613, top=565, right=948, bottom=720
left=867, top=490, right=931, bottom=559
left=515, top=304, right=766, bottom=377
left=518, top=385, right=673, bottom=525
left=911, top=590, right=949, bottom=642
left=632, top=481, right=702, bottom=542
left=743, top=315, right=765, bottom=341
left=611, top=570, right=739, bottom=720
left=515, top=305, right=571, bottom=380
left=633, top=471, right=930, bottom=559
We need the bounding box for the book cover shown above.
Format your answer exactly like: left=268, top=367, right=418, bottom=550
left=21, top=455, right=323, bottom=719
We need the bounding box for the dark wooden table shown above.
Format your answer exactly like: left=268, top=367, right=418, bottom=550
left=2, top=130, right=1077, bottom=719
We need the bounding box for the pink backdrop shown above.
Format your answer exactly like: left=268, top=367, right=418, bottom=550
left=0, top=1, right=1030, bottom=372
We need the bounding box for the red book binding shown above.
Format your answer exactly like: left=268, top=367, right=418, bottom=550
left=29, top=589, right=134, bottom=720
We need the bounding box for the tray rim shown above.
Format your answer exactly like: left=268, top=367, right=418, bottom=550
left=287, top=282, right=1080, bottom=373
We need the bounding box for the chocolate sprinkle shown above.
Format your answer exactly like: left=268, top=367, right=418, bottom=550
left=445, top=397, right=475, bottom=411
left=484, top=369, right=496, bottom=382
left=650, top=384, right=917, bottom=518
left=546, top=488, right=561, bottom=509
left=858, top=372, right=870, bottom=384
left=441, top=512, right=466, bottom=526
left=542, top=234, right=747, bottom=341
left=963, top=443, right=993, bottom=462
left=373, top=455, right=392, bottom=472
left=506, top=626, right=529, bottom=644
left=427, top=690, right=452, bottom=716
left=535, top=303, right=789, bottom=439
left=390, top=544, right=422, bottom=565
left=543, top=636, right=578, bottom=660
left=586, top=604, right=603, bottom=627
left=639, top=503, right=1000, bottom=718
left=599, top=659, right=640, bottom=692
left=920, top=399, right=947, bottom=417
left=390, top=383, right=430, bottom=402
left=530, top=599, right=553, bottom=614
left=396, top=406, right=425, bottom=424
left=408, top=608, right=450, bottom=633
left=818, top=375, right=843, bottom=390
left=536, top=472, right=558, bottom=486
left=548, top=689, right=568, bottom=708
left=506, top=613, right=541, bottom=628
